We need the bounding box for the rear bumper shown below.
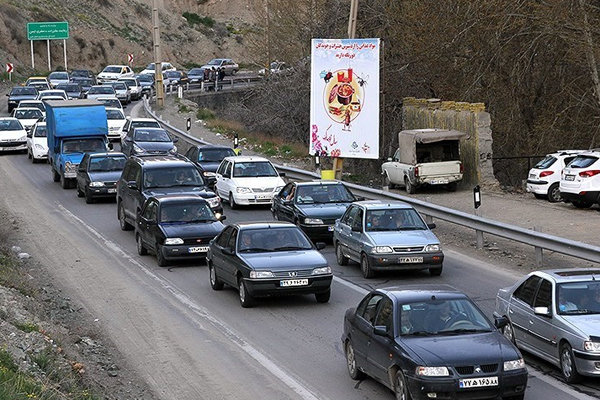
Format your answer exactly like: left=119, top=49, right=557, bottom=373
left=161, top=245, right=209, bottom=261
left=367, top=252, right=444, bottom=271
left=526, top=181, right=550, bottom=194
left=417, top=175, right=462, bottom=185
left=298, top=223, right=335, bottom=239
left=560, top=190, right=600, bottom=204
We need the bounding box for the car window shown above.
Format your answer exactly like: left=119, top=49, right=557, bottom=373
left=134, top=164, right=142, bottom=188
left=224, top=162, right=232, bottom=178
left=226, top=228, right=238, bottom=249
left=143, top=201, right=158, bottom=222
left=134, top=129, right=170, bottom=142
left=106, top=109, right=125, bottom=120
left=568, top=155, right=598, bottom=169
left=88, top=156, right=126, bottom=172
left=144, top=166, right=204, bottom=188
left=563, top=156, right=577, bottom=166
left=198, top=148, right=235, bottom=162
left=341, top=206, right=359, bottom=226
left=513, top=276, right=542, bottom=306
left=534, top=156, right=557, bottom=169
left=159, top=202, right=215, bottom=223
left=216, top=226, right=233, bottom=247
left=279, top=183, right=294, bottom=199
left=533, top=279, right=552, bottom=309
left=556, top=282, right=600, bottom=315
left=352, top=209, right=364, bottom=231
left=238, top=227, right=312, bottom=252
left=33, top=125, right=47, bottom=137
left=405, top=298, right=493, bottom=335
left=374, top=298, right=393, bottom=333
left=360, top=294, right=383, bottom=325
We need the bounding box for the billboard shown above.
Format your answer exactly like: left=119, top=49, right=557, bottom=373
left=310, top=38, right=380, bottom=159
left=27, top=22, right=69, bottom=40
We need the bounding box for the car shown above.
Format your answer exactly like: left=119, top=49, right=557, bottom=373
left=135, top=74, right=154, bottom=97
left=28, top=81, right=51, bottom=92
left=118, top=77, right=143, bottom=100
left=0, top=118, right=27, bottom=153
left=105, top=107, right=127, bottom=141
left=187, top=67, right=205, bottom=84
left=37, top=90, right=68, bottom=101
left=121, top=127, right=177, bottom=157
left=116, top=154, right=223, bottom=232
left=76, top=152, right=127, bottom=203
left=69, top=69, right=96, bottom=83
left=107, top=81, right=131, bottom=104
left=526, top=150, right=586, bottom=203
left=26, top=121, right=48, bottom=163
left=25, top=76, right=49, bottom=86
left=343, top=286, right=528, bottom=400
left=12, top=107, right=44, bottom=132
left=95, top=96, right=123, bottom=110
left=184, top=145, right=236, bottom=188
left=76, top=78, right=95, bottom=94
left=201, top=58, right=239, bottom=75
left=206, top=221, right=332, bottom=307
left=97, top=65, right=134, bottom=83
left=272, top=181, right=358, bottom=239
left=333, top=200, right=444, bottom=278
left=215, top=156, right=286, bottom=208
left=120, top=117, right=161, bottom=143
left=139, top=62, right=176, bottom=76
left=41, top=96, right=68, bottom=104
left=47, top=71, right=70, bottom=88
left=258, top=61, right=290, bottom=76
left=6, top=86, right=39, bottom=112
left=86, top=85, right=117, bottom=100
left=163, top=70, right=188, bottom=87
left=136, top=195, right=226, bottom=267
left=494, top=268, right=600, bottom=383
left=55, top=82, right=84, bottom=99
left=17, top=100, right=46, bottom=116
left=559, top=151, right=600, bottom=208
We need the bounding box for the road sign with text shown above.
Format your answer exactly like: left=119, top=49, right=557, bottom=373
left=27, top=22, right=69, bottom=40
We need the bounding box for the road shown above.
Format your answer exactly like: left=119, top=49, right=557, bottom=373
left=0, top=98, right=597, bottom=399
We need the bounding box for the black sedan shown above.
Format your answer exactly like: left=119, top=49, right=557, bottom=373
left=121, top=127, right=177, bottom=156
left=187, top=67, right=205, bottom=84
left=55, top=82, right=84, bottom=99
left=207, top=222, right=332, bottom=307
left=136, top=195, right=225, bottom=267
left=7, top=86, right=39, bottom=113
left=76, top=152, right=127, bottom=203
left=184, top=145, right=236, bottom=188
left=272, top=181, right=358, bottom=239
left=342, top=286, right=528, bottom=400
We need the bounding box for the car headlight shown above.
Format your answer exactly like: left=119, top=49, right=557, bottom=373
left=236, top=187, right=252, bottom=194
left=312, top=266, right=331, bottom=275
left=133, top=143, right=144, bottom=153
left=373, top=246, right=393, bottom=254
left=416, top=366, right=449, bottom=377
left=164, top=238, right=184, bottom=245
left=249, top=270, right=275, bottom=279
left=65, top=162, right=78, bottom=173
left=584, top=341, right=600, bottom=352
left=89, top=181, right=105, bottom=187
left=18, top=135, right=27, bottom=141
left=304, top=218, right=324, bottom=225
left=424, top=244, right=441, bottom=252
left=503, top=358, right=525, bottom=371
left=34, top=144, right=44, bottom=150
left=206, top=197, right=221, bottom=208
left=274, top=186, right=283, bottom=192
left=203, top=171, right=217, bottom=177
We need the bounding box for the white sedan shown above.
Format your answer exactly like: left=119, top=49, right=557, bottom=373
left=12, top=107, right=44, bottom=132
left=27, top=122, right=48, bottom=162
left=0, top=118, right=27, bottom=153
left=105, top=107, right=127, bottom=141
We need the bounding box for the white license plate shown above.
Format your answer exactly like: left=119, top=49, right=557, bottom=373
left=565, top=175, right=575, bottom=181
left=255, top=194, right=271, bottom=200
left=107, top=188, right=116, bottom=193
left=529, top=173, right=536, bottom=179
left=188, top=246, right=209, bottom=253
left=280, top=279, right=309, bottom=287
left=328, top=226, right=334, bottom=232
left=399, top=257, right=423, bottom=263
left=430, top=179, right=449, bottom=185
left=459, top=376, right=498, bottom=389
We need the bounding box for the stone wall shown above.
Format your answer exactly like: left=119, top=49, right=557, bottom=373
left=402, top=98, right=497, bottom=187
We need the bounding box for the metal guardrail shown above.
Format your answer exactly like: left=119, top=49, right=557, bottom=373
left=142, top=98, right=600, bottom=266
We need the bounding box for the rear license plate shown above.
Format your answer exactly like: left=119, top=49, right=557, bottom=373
left=328, top=226, right=334, bottom=232
left=280, top=279, right=309, bottom=287
left=459, top=376, right=498, bottom=389
left=107, top=188, right=116, bottom=193
left=188, top=246, right=209, bottom=253
left=565, top=175, right=575, bottom=181
left=399, top=257, right=423, bottom=263
left=529, top=173, right=536, bottom=179
left=430, top=179, right=449, bottom=185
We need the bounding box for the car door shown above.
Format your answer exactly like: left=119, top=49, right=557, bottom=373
left=352, top=294, right=384, bottom=377
left=220, top=227, right=240, bottom=285
left=275, top=183, right=295, bottom=221
left=346, top=208, right=365, bottom=261
left=123, top=164, right=141, bottom=221
left=138, top=200, right=158, bottom=248
left=337, top=206, right=359, bottom=262
left=76, top=155, right=89, bottom=190
left=367, top=296, right=395, bottom=382
left=529, top=278, right=557, bottom=358
left=210, top=226, right=233, bottom=282
left=508, top=275, right=542, bottom=347
left=215, top=160, right=229, bottom=198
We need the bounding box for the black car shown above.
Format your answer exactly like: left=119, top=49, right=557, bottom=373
left=184, top=145, right=236, bottom=188
left=116, top=154, right=223, bottom=232
left=164, top=70, right=189, bottom=86
left=6, top=87, right=39, bottom=113
left=135, top=74, right=154, bottom=97
left=207, top=222, right=332, bottom=307
left=55, top=82, right=84, bottom=99
left=76, top=152, right=127, bottom=203
left=121, top=127, right=177, bottom=157
left=272, top=181, right=358, bottom=239
left=187, top=68, right=205, bottom=84
left=77, top=78, right=95, bottom=94
left=136, top=195, right=225, bottom=267
left=70, top=69, right=96, bottom=82
left=342, top=286, right=528, bottom=400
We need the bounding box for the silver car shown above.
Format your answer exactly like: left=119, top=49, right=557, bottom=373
left=108, top=81, right=131, bottom=104
left=494, top=269, right=600, bottom=383
left=333, top=200, right=444, bottom=278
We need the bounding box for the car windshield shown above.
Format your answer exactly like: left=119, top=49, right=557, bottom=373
left=79, top=78, right=93, bottom=85
left=238, top=227, right=313, bottom=252
left=103, top=66, right=121, bottom=73
left=11, top=87, right=37, bottom=95
left=136, top=75, right=153, bottom=82
left=534, top=156, right=557, bottom=169
left=568, top=155, right=598, bottom=169
left=197, top=148, right=235, bottom=162
left=0, top=120, right=23, bottom=131
left=30, top=83, right=49, bottom=90
left=14, top=109, right=42, bottom=119
left=90, top=87, right=115, bottom=94
left=39, top=92, right=65, bottom=99
left=120, top=80, right=136, bottom=87
left=165, top=71, right=178, bottom=78
left=110, top=83, right=127, bottom=90
left=49, top=72, right=68, bottom=79
left=100, top=99, right=121, bottom=108
left=233, top=161, right=278, bottom=177
left=134, top=129, right=170, bottom=142
left=20, top=103, right=45, bottom=112
left=143, top=167, right=205, bottom=189
left=207, top=59, right=222, bottom=66
left=189, top=68, right=203, bottom=75
left=132, top=121, right=160, bottom=130
left=62, top=139, right=106, bottom=154
left=71, top=70, right=89, bottom=77
left=295, top=184, right=354, bottom=204
left=34, top=126, right=47, bottom=137
left=365, top=209, right=428, bottom=231
left=106, top=109, right=125, bottom=120
left=557, top=282, right=600, bottom=315
left=88, top=156, right=126, bottom=172
left=145, top=64, right=156, bottom=70
left=159, top=202, right=215, bottom=223
left=400, top=298, right=493, bottom=336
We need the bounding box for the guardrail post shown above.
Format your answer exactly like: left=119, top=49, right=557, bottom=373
left=475, top=208, right=484, bottom=249
left=201, top=81, right=204, bottom=91
left=231, top=77, right=234, bottom=88
left=534, top=226, right=544, bottom=267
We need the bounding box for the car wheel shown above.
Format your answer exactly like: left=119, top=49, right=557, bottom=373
left=156, top=244, right=168, bottom=267
left=345, top=341, right=365, bottom=380
left=209, top=262, right=224, bottom=290
left=136, top=234, right=147, bottom=256
left=547, top=183, right=562, bottom=203
left=60, top=173, right=70, bottom=189
left=560, top=343, right=582, bottom=383
left=404, top=177, right=416, bottom=194
left=84, top=188, right=94, bottom=204
left=315, top=289, right=330, bottom=303
left=336, top=242, right=348, bottom=266
left=360, top=254, right=375, bottom=279
left=429, top=265, right=443, bottom=276
left=238, top=277, right=254, bottom=308
left=52, top=168, right=60, bottom=182
left=393, top=370, right=411, bottom=400
left=76, top=184, right=84, bottom=198
left=502, top=320, right=516, bottom=344
left=229, top=192, right=238, bottom=210
left=572, top=200, right=593, bottom=209
left=118, top=203, right=133, bottom=231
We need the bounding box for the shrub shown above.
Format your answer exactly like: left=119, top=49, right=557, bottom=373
left=183, top=12, right=215, bottom=28
left=196, top=108, right=215, bottom=120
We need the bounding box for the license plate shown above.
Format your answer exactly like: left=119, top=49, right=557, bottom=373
left=459, top=376, right=498, bottom=389
left=255, top=194, right=271, bottom=200
left=431, top=179, right=449, bottom=185
left=280, top=279, right=309, bottom=287
left=565, top=175, right=575, bottom=181
left=399, top=257, right=423, bottom=263
left=107, top=188, right=116, bottom=193
left=188, top=246, right=209, bottom=253
left=529, top=173, right=536, bottom=179
left=327, top=226, right=334, bottom=232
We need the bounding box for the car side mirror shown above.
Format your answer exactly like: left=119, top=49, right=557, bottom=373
left=355, top=196, right=365, bottom=201
left=373, top=326, right=389, bottom=337
left=427, top=223, right=436, bottom=229
left=127, top=181, right=138, bottom=190
left=387, top=157, right=392, bottom=162
left=108, top=142, right=114, bottom=150
left=315, top=242, right=326, bottom=250
left=26, top=132, right=32, bottom=138
left=279, top=172, right=286, bottom=177
left=221, top=247, right=235, bottom=256
left=282, top=199, right=292, bottom=206
left=351, top=225, right=362, bottom=233
left=172, top=137, right=179, bottom=143
left=494, top=316, right=509, bottom=329
left=218, top=215, right=227, bottom=221
left=534, top=306, right=552, bottom=318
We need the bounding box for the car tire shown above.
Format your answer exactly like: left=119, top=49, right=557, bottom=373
left=345, top=341, right=366, bottom=380
left=52, top=168, right=60, bottom=182
left=429, top=265, right=443, bottom=276
left=502, top=320, right=516, bottom=344
left=393, top=370, right=411, bottom=400
left=84, top=188, right=94, bottom=204
left=547, top=183, right=561, bottom=203
left=502, top=395, right=524, bottom=400
left=360, top=254, right=375, bottom=279
left=60, top=173, right=70, bottom=189
left=118, top=203, right=133, bottom=231
left=336, top=242, right=349, bottom=266
left=315, top=289, right=330, bottom=303
left=136, top=234, right=148, bottom=256
left=76, top=184, right=84, bottom=198
left=229, top=192, right=238, bottom=210
left=238, top=277, right=254, bottom=308
left=209, top=262, right=224, bottom=290
left=560, top=343, right=582, bottom=383
left=404, top=177, right=416, bottom=194
left=156, top=244, right=168, bottom=267
left=446, top=182, right=457, bottom=192
left=572, top=200, right=593, bottom=209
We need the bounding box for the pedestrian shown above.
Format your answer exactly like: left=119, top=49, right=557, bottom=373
left=218, top=67, right=225, bottom=82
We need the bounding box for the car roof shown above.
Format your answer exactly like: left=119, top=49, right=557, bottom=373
left=353, top=200, right=414, bottom=210
left=223, top=156, right=269, bottom=163
left=196, top=145, right=234, bottom=150
left=132, top=127, right=165, bottom=132
left=375, top=285, right=467, bottom=303
left=534, top=268, right=600, bottom=283
left=105, top=107, right=124, bottom=113
left=130, top=155, right=191, bottom=168
left=89, top=152, right=126, bottom=158
left=294, top=180, right=344, bottom=186
left=235, top=221, right=296, bottom=230
left=149, top=194, right=209, bottom=204
left=545, top=150, right=587, bottom=157
left=27, top=76, right=48, bottom=80
left=128, top=117, right=158, bottom=122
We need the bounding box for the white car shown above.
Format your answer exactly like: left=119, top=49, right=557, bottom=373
left=139, top=62, right=175, bottom=76
left=118, top=77, right=142, bottom=100
left=120, top=117, right=161, bottom=142
left=17, top=100, right=46, bottom=116
left=47, top=71, right=70, bottom=88
left=96, top=96, right=123, bottom=110
left=527, top=150, right=585, bottom=202
left=0, top=117, right=27, bottom=153
left=215, top=156, right=286, bottom=208
left=12, top=107, right=44, bottom=132
left=559, top=151, right=600, bottom=209
left=86, top=85, right=117, bottom=101
left=97, top=65, right=134, bottom=83
left=105, top=107, right=126, bottom=141
left=26, top=122, right=48, bottom=162
left=38, top=90, right=68, bottom=101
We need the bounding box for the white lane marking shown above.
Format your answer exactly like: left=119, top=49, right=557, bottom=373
left=56, top=204, right=322, bottom=400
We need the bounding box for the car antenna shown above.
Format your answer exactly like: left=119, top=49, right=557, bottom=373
left=431, top=295, right=436, bottom=300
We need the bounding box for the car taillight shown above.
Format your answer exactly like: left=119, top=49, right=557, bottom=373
left=414, top=167, right=419, bottom=177
left=579, top=170, right=600, bottom=178
left=459, top=163, right=464, bottom=174
left=539, top=171, right=554, bottom=178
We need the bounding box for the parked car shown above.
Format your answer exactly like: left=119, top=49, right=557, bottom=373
left=139, top=62, right=175, bottom=76
left=76, top=152, right=127, bottom=203
left=121, top=117, right=161, bottom=142
left=95, top=96, right=123, bottom=110
left=121, top=127, right=177, bottom=157
left=12, top=107, right=44, bottom=132
left=86, top=85, right=117, bottom=100
left=47, top=71, right=70, bottom=88
left=272, top=181, right=358, bottom=240
left=343, top=286, right=527, bottom=400
left=187, top=67, right=205, bottom=84
left=97, top=65, right=134, bottom=83
left=6, top=86, right=39, bottom=112
left=526, top=150, right=585, bottom=203
left=17, top=100, right=46, bottom=116
left=118, top=77, right=142, bottom=100
left=26, top=121, right=48, bottom=163
left=37, top=90, right=68, bottom=101
left=69, top=70, right=96, bottom=83
left=559, top=151, right=600, bottom=208
left=55, top=82, right=84, bottom=99
left=0, top=118, right=27, bottom=153
left=215, top=156, right=286, bottom=208
left=202, top=58, right=239, bottom=75
left=494, top=268, right=600, bottom=383
left=163, top=70, right=188, bottom=87
left=107, top=81, right=131, bottom=104
left=136, top=195, right=225, bottom=267
left=116, top=155, right=222, bottom=232
left=135, top=74, right=154, bottom=97
left=184, top=145, right=236, bottom=188
left=105, top=107, right=127, bottom=141
left=333, top=200, right=444, bottom=278
left=207, top=221, right=332, bottom=307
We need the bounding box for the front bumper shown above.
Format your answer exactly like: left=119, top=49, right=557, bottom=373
left=232, top=192, right=276, bottom=206
left=160, top=244, right=210, bottom=261
left=0, top=141, right=27, bottom=151
left=367, top=251, right=444, bottom=271
left=243, top=275, right=332, bottom=298
left=573, top=349, right=600, bottom=376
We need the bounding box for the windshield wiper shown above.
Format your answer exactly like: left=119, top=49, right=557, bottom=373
left=562, top=309, right=593, bottom=315
left=405, top=331, right=435, bottom=336
left=239, top=247, right=274, bottom=253
left=439, top=328, right=492, bottom=335
left=273, top=246, right=311, bottom=251
left=397, top=226, right=426, bottom=230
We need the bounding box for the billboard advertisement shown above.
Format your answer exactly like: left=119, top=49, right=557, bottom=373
left=310, top=38, right=380, bottom=159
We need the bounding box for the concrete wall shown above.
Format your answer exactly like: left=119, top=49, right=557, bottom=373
left=402, top=98, right=497, bottom=187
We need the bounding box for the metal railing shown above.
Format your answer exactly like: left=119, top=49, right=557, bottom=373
left=142, top=99, right=600, bottom=266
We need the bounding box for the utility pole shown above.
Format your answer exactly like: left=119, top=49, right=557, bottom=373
left=265, top=0, right=271, bottom=77
left=152, top=0, right=164, bottom=107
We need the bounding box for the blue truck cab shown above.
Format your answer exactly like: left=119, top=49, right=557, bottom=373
left=45, top=100, right=110, bottom=189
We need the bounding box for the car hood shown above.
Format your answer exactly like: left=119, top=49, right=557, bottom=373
left=160, top=221, right=224, bottom=239
left=9, top=94, right=37, bottom=101
left=240, top=250, right=327, bottom=271
left=561, top=315, right=600, bottom=336
left=136, top=141, right=174, bottom=152
left=231, top=176, right=285, bottom=188
left=367, top=230, right=440, bottom=246
left=18, top=119, right=39, bottom=127
left=296, top=203, right=351, bottom=218
left=32, top=137, right=48, bottom=147
left=88, top=171, right=123, bottom=182
left=0, top=130, right=27, bottom=141
left=62, top=153, right=85, bottom=165
left=143, top=186, right=216, bottom=199
left=401, top=332, right=519, bottom=366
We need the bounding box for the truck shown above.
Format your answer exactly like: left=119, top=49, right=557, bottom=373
left=46, top=100, right=110, bottom=189
left=382, top=129, right=468, bottom=194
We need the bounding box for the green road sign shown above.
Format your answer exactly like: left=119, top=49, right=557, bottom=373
left=27, top=22, right=69, bottom=40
